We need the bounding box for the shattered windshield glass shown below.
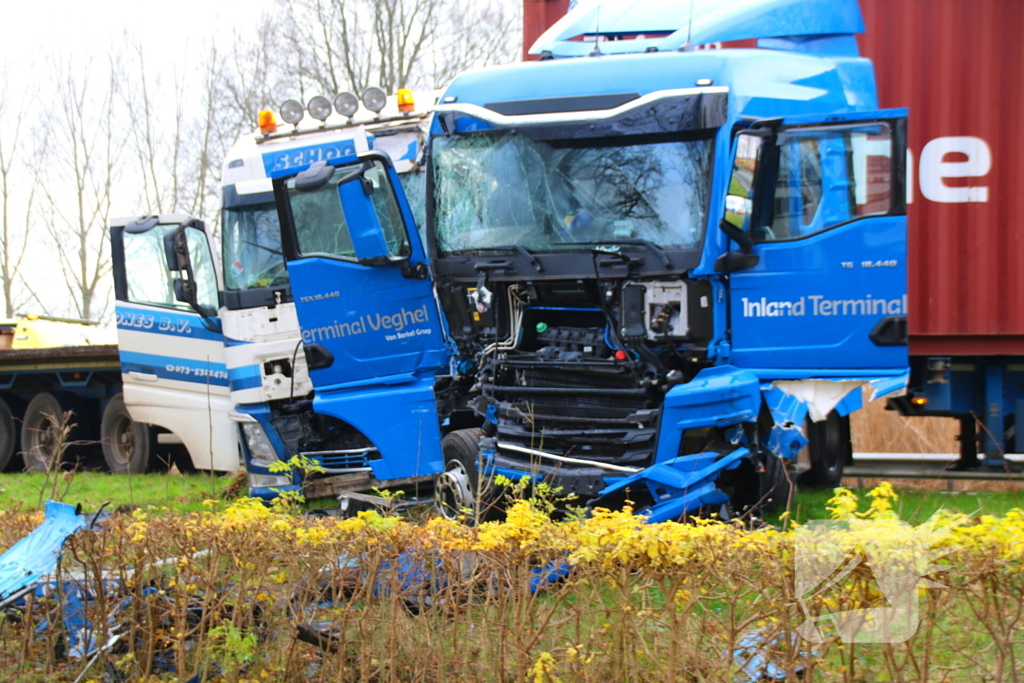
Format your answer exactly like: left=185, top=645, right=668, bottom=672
left=432, top=133, right=713, bottom=253
left=399, top=170, right=426, bottom=229
left=222, top=198, right=287, bottom=291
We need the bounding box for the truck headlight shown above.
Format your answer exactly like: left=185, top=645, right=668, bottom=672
left=247, top=473, right=294, bottom=488
left=241, top=422, right=279, bottom=468
left=307, top=95, right=332, bottom=121
left=335, top=92, right=358, bottom=118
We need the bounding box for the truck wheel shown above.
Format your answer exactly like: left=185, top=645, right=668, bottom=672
left=436, top=428, right=490, bottom=521
left=0, top=396, right=20, bottom=472
left=101, top=394, right=152, bottom=473
left=758, top=451, right=794, bottom=515
left=21, top=393, right=76, bottom=472
left=800, top=412, right=850, bottom=489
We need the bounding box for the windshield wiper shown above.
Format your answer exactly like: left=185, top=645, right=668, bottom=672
left=577, top=239, right=672, bottom=268
left=453, top=245, right=543, bottom=272
left=243, top=240, right=283, bottom=256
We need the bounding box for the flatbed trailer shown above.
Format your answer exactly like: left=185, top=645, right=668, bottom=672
left=1, top=345, right=122, bottom=472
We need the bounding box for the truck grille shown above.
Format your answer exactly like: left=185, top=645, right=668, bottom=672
left=486, top=360, right=657, bottom=466
left=303, top=449, right=374, bottom=472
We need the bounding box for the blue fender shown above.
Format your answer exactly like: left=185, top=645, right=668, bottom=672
left=655, top=365, right=761, bottom=463
left=0, top=501, right=87, bottom=606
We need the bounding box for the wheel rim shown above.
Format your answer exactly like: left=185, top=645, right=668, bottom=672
left=436, top=460, right=474, bottom=520
left=108, top=413, right=134, bottom=467
left=26, top=412, right=61, bottom=470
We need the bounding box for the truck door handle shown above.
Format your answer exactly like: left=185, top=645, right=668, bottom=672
left=128, top=371, right=159, bottom=382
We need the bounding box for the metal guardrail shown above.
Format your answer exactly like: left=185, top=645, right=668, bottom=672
left=845, top=452, right=1024, bottom=487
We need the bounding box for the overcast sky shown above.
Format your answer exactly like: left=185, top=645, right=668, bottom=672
left=0, top=0, right=282, bottom=320
left=0, top=0, right=275, bottom=84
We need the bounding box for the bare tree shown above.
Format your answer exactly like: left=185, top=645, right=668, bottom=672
left=122, top=23, right=291, bottom=244
left=120, top=37, right=190, bottom=216
left=278, top=0, right=520, bottom=96
left=180, top=26, right=290, bottom=239
left=424, top=0, right=521, bottom=87
left=0, top=66, right=36, bottom=318
left=219, top=18, right=292, bottom=129
left=38, top=56, right=127, bottom=322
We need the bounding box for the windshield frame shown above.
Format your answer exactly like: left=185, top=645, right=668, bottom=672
left=426, top=127, right=716, bottom=276
left=274, top=151, right=421, bottom=268
left=220, top=185, right=292, bottom=311
left=221, top=191, right=288, bottom=291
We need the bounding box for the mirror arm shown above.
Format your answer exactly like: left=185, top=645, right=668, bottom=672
left=718, top=218, right=755, bottom=254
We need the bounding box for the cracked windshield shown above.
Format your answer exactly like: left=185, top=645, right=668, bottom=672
left=222, top=199, right=286, bottom=290
left=433, top=133, right=713, bottom=253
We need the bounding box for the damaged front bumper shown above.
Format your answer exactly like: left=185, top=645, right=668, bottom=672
left=480, top=366, right=910, bottom=523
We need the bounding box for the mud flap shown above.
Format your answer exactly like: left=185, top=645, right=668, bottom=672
left=591, top=447, right=750, bottom=524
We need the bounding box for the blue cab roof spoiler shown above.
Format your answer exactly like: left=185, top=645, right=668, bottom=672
left=529, top=0, right=866, bottom=58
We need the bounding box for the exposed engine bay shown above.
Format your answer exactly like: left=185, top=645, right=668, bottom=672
left=439, top=273, right=722, bottom=497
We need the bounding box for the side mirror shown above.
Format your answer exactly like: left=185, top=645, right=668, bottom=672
left=295, top=160, right=375, bottom=194
left=716, top=132, right=764, bottom=273
left=294, top=161, right=335, bottom=193
left=164, top=225, right=221, bottom=328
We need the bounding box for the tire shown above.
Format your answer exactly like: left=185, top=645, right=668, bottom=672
left=436, top=428, right=490, bottom=521
left=799, top=411, right=851, bottom=489
left=100, top=394, right=152, bottom=473
left=758, top=451, right=794, bottom=515
left=21, top=393, right=77, bottom=473
left=0, top=396, right=21, bottom=472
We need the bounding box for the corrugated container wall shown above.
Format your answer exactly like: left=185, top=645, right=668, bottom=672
left=858, top=0, right=1024, bottom=356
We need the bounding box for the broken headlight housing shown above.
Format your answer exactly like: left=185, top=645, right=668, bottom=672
left=241, top=422, right=280, bottom=469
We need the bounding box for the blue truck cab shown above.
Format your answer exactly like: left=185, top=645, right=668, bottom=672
left=274, top=0, right=911, bottom=520
left=109, top=95, right=436, bottom=499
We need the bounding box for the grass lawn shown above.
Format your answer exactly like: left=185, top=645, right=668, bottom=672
left=769, top=486, right=1024, bottom=527
left=0, top=471, right=241, bottom=514
left=2, top=469, right=1022, bottom=523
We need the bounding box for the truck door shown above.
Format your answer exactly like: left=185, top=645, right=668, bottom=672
left=275, top=152, right=448, bottom=480
left=720, top=110, right=908, bottom=375
left=109, top=216, right=237, bottom=471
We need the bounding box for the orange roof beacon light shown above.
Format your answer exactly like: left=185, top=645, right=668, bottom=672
left=258, top=109, right=278, bottom=135
left=397, top=88, right=415, bottom=113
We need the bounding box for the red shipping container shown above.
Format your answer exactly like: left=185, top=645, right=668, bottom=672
left=859, top=0, right=1024, bottom=356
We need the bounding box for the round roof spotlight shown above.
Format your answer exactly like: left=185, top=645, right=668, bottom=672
left=362, top=86, right=387, bottom=114
left=307, top=95, right=332, bottom=122
left=280, top=99, right=305, bottom=125
left=334, top=91, right=359, bottom=118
